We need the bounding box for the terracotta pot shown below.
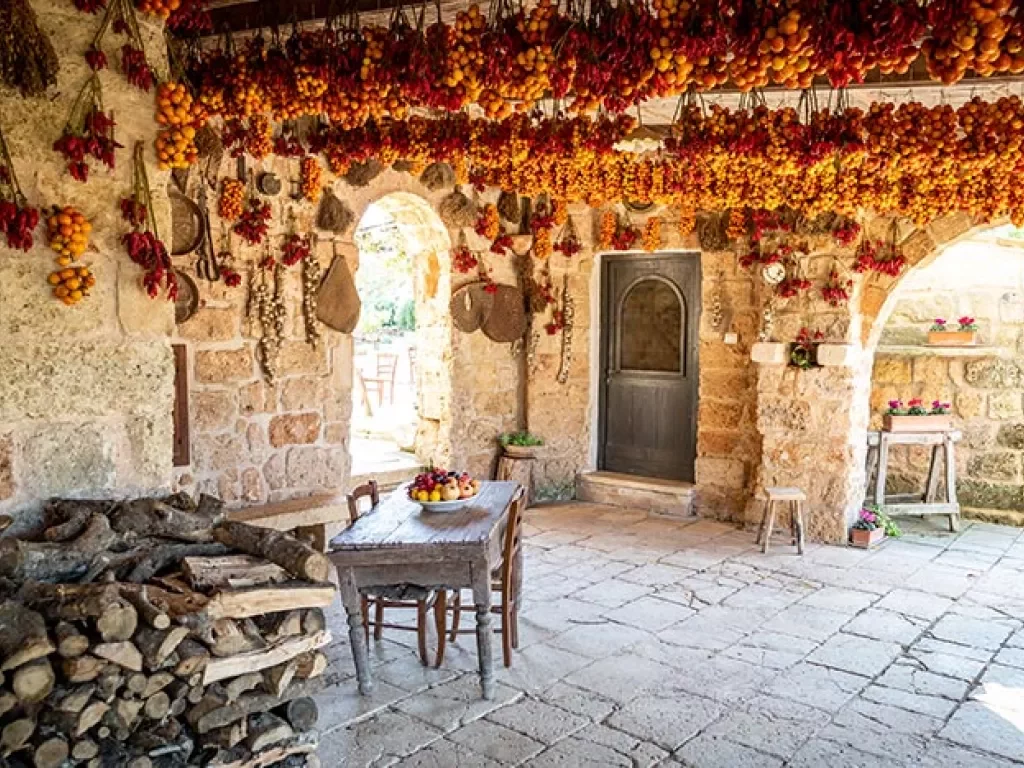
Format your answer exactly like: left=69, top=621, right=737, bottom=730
left=883, top=414, right=953, bottom=433
left=927, top=330, right=976, bottom=346
left=850, top=527, right=886, bottom=548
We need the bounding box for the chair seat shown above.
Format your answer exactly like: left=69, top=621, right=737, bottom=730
left=363, top=584, right=434, bottom=602
left=764, top=486, right=806, bottom=501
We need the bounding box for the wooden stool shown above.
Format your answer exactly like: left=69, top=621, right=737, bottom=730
left=758, top=487, right=806, bottom=554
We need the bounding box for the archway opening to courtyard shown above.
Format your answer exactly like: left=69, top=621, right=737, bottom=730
left=349, top=192, right=453, bottom=484
left=866, top=223, right=1024, bottom=528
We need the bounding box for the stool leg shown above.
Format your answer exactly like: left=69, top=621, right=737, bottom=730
left=762, top=501, right=777, bottom=554
left=790, top=501, right=797, bottom=545
left=756, top=501, right=768, bottom=546
left=795, top=501, right=805, bottom=555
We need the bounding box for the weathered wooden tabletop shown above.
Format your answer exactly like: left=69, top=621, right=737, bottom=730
left=330, top=481, right=518, bottom=554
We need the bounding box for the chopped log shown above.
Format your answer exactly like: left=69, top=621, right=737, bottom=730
left=194, top=679, right=325, bottom=734
left=76, top=701, right=109, bottom=736
left=72, top=739, right=98, bottom=760
left=169, top=697, right=186, bottom=718
left=135, top=626, right=189, bottom=669
left=263, top=659, right=299, bottom=698
left=93, top=642, right=143, bottom=673
left=120, top=583, right=207, bottom=620
left=183, top=555, right=288, bottom=591
left=205, top=583, right=336, bottom=621
left=109, top=499, right=220, bottom=543
left=95, top=600, right=138, bottom=642
left=95, top=669, right=123, bottom=703
left=142, top=672, right=174, bottom=699
left=224, top=673, right=263, bottom=703
left=213, top=523, right=330, bottom=583
left=1, top=717, right=35, bottom=756
left=0, top=601, right=55, bottom=671
left=187, top=619, right=266, bottom=658
left=55, top=622, right=89, bottom=658
left=206, top=732, right=317, bottom=768
left=245, top=712, right=293, bottom=753
left=12, top=658, right=54, bottom=703
left=279, top=697, right=317, bottom=733
left=196, top=494, right=225, bottom=519
left=257, top=611, right=302, bottom=644
left=56, top=684, right=95, bottom=713
left=203, top=631, right=331, bottom=686
left=126, top=673, right=148, bottom=697
left=0, top=538, right=92, bottom=583
left=126, top=543, right=228, bottom=584
left=19, top=581, right=120, bottom=621
left=120, top=587, right=170, bottom=630
left=127, top=756, right=152, bottom=768
left=33, top=736, right=69, bottom=768
left=63, top=655, right=105, bottom=683
left=171, top=639, right=209, bottom=678
left=187, top=684, right=206, bottom=704
left=205, top=719, right=247, bottom=750
left=0, top=690, right=16, bottom=718
left=301, top=609, right=325, bottom=636
left=293, top=652, right=327, bottom=681
left=143, top=691, right=170, bottom=721
left=43, top=507, right=90, bottom=541
left=109, top=697, right=143, bottom=730
left=0, top=514, right=12, bottom=534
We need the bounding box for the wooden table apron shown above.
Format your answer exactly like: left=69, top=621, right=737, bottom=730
left=328, top=481, right=519, bottom=700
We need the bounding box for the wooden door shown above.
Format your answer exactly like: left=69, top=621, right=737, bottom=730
left=599, top=253, right=700, bottom=482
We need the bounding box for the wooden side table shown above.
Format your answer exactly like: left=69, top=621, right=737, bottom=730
left=865, top=430, right=962, bottom=532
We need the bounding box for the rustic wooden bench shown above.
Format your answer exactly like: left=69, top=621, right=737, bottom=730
left=226, top=494, right=350, bottom=553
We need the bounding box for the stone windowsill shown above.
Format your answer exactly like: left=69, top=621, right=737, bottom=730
left=751, top=342, right=859, bottom=367
left=876, top=344, right=1011, bottom=359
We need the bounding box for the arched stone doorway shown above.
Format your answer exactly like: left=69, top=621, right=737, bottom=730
left=863, top=221, right=1024, bottom=527
left=349, top=192, right=453, bottom=481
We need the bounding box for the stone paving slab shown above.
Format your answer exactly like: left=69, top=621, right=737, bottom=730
left=316, top=504, right=1024, bottom=767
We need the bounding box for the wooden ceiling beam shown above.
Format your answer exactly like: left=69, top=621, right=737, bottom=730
left=205, top=0, right=410, bottom=35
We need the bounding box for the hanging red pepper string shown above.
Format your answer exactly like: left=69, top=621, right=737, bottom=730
left=0, top=121, right=40, bottom=252
left=122, top=141, right=176, bottom=300
left=53, top=74, right=120, bottom=182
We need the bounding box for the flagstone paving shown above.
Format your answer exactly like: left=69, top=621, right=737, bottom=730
left=315, top=502, right=1024, bottom=767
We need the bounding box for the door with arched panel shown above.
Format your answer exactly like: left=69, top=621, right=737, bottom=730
left=599, top=253, right=700, bottom=482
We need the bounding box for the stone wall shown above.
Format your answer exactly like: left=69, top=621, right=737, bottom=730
left=869, top=239, right=1024, bottom=524
left=0, top=0, right=174, bottom=530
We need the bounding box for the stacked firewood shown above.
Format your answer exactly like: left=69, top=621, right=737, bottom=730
left=0, top=494, right=336, bottom=768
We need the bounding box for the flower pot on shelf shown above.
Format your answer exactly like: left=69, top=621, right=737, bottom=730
left=503, top=444, right=538, bottom=459
left=850, top=527, right=886, bottom=548
left=927, top=330, right=977, bottom=346
left=883, top=414, right=954, bottom=433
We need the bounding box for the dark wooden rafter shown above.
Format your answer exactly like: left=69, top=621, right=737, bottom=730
left=206, top=0, right=417, bottom=36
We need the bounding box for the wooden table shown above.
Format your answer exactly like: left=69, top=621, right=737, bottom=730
left=328, top=481, right=520, bottom=700
left=866, top=429, right=962, bottom=532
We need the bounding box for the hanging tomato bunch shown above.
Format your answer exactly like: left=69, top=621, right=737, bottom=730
left=218, top=179, right=244, bottom=220
left=46, top=206, right=91, bottom=266
left=154, top=81, right=205, bottom=170
left=185, top=1, right=1024, bottom=131
left=642, top=217, right=662, bottom=252
left=300, top=156, right=322, bottom=202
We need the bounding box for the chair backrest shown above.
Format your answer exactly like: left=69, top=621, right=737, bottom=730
left=376, top=353, right=398, bottom=381
left=499, top=488, right=525, bottom=585
left=347, top=480, right=380, bottom=524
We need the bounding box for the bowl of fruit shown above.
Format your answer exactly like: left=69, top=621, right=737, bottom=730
left=409, top=469, right=481, bottom=511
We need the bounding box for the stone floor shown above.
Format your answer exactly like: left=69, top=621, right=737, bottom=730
left=313, top=502, right=1024, bottom=767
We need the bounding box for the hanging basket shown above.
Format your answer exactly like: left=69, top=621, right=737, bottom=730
left=450, top=282, right=496, bottom=333
left=481, top=284, right=527, bottom=343
left=696, top=212, right=728, bottom=251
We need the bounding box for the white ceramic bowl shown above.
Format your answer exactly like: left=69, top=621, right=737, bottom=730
left=415, top=496, right=477, bottom=512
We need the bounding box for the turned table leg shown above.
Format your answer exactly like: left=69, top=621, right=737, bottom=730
left=472, top=558, right=495, bottom=700
left=338, top=568, right=373, bottom=695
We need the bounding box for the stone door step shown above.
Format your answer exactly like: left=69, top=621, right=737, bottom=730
left=576, top=471, right=695, bottom=518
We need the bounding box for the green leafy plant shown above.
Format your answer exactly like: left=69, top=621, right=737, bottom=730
left=852, top=504, right=901, bottom=537
left=499, top=431, right=544, bottom=447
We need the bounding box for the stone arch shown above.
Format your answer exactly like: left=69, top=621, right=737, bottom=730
left=350, top=190, right=455, bottom=469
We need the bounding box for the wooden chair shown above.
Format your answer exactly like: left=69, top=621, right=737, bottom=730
left=361, top=353, right=399, bottom=408
left=446, top=488, right=524, bottom=667
left=347, top=481, right=447, bottom=666
left=758, top=486, right=806, bottom=555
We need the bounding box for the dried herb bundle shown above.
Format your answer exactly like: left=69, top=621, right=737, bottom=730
left=438, top=188, right=478, bottom=228
left=316, top=188, right=354, bottom=234
left=497, top=191, right=521, bottom=223
left=419, top=162, right=454, bottom=191
left=344, top=159, right=384, bottom=187
left=0, top=0, right=59, bottom=97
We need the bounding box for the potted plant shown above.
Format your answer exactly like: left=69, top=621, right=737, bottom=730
left=850, top=505, right=900, bottom=548
left=928, top=317, right=978, bottom=346
left=788, top=327, right=823, bottom=369
left=499, top=431, right=544, bottom=458
left=883, top=399, right=954, bottom=433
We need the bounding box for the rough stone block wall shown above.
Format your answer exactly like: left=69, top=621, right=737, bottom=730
left=0, top=0, right=174, bottom=529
